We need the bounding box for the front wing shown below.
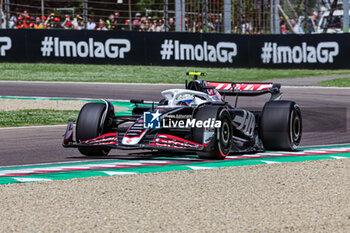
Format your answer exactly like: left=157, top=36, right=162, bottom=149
left=62, top=120, right=205, bottom=152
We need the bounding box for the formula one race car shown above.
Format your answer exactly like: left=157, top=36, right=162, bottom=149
left=63, top=72, right=302, bottom=159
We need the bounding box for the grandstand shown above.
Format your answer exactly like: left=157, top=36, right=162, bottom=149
left=0, top=0, right=347, bottom=34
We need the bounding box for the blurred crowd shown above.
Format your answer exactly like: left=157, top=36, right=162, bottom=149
left=5, top=9, right=327, bottom=34
left=5, top=10, right=225, bottom=33
left=279, top=11, right=318, bottom=34
left=4, top=9, right=322, bottom=34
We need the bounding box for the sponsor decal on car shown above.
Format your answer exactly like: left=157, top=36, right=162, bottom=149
left=150, top=134, right=202, bottom=149
left=206, top=82, right=273, bottom=91
left=143, top=111, right=221, bottom=129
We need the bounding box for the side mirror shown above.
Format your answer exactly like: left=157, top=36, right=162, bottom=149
left=130, top=99, right=144, bottom=104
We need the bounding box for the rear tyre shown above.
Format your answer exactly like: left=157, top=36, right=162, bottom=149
left=76, top=103, right=112, bottom=156
left=192, top=105, right=232, bottom=159
left=260, top=101, right=302, bottom=151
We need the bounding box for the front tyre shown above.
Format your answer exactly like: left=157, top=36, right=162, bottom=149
left=260, top=101, right=302, bottom=151
left=76, top=103, right=112, bottom=156
left=192, top=105, right=232, bottom=159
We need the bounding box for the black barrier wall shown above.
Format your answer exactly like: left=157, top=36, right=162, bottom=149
left=0, top=29, right=346, bottom=69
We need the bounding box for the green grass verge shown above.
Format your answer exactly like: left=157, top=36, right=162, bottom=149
left=0, top=109, right=79, bottom=127
left=319, top=78, right=350, bottom=87
left=2, top=63, right=350, bottom=83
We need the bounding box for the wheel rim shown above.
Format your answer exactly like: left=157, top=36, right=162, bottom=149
left=218, top=116, right=231, bottom=156
left=290, top=109, right=302, bottom=148
left=293, top=116, right=301, bottom=140
left=221, top=121, right=230, bottom=146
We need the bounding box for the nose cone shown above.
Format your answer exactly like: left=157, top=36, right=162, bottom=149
left=122, top=118, right=146, bottom=145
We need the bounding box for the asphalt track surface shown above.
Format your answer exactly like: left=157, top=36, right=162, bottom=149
left=0, top=81, right=349, bottom=166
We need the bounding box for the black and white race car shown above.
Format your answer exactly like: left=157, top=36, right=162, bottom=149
left=63, top=72, right=302, bottom=159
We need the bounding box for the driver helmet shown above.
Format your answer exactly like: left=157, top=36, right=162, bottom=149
left=177, top=94, right=194, bottom=106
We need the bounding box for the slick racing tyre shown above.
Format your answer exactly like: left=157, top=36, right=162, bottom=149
left=192, top=105, right=232, bottom=159
left=76, top=102, right=113, bottom=156
left=260, top=101, right=302, bottom=151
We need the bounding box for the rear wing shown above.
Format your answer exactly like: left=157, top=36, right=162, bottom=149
left=185, top=72, right=282, bottom=100
left=205, top=81, right=281, bottom=97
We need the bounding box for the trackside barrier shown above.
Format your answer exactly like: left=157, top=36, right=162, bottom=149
left=0, top=29, right=347, bottom=69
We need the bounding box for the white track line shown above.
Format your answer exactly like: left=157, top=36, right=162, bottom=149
left=283, top=86, right=350, bottom=90
left=0, top=95, right=157, bottom=104
left=0, top=95, right=130, bottom=102
left=0, top=160, right=101, bottom=168
left=103, top=171, right=137, bottom=176
left=1, top=80, right=349, bottom=89
left=299, top=143, right=350, bottom=148
left=0, top=81, right=182, bottom=86
left=330, top=156, right=347, bottom=159
left=0, top=124, right=67, bottom=130
left=188, top=166, right=214, bottom=170
left=1, top=143, right=349, bottom=169
left=14, top=177, right=52, bottom=182
left=261, top=160, right=280, bottom=164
